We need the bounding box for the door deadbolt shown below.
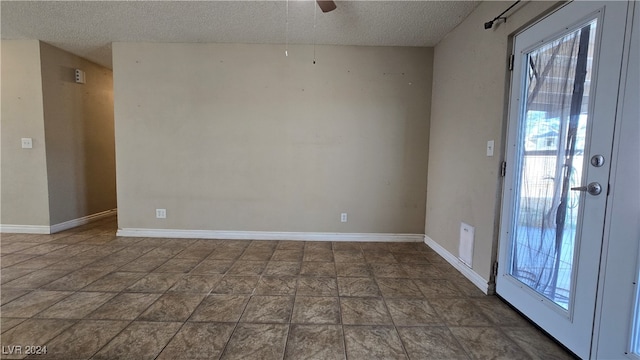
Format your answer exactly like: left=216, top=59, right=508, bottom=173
left=590, top=155, right=605, bottom=167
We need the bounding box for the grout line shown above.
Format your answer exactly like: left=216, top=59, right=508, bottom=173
left=216, top=239, right=266, bottom=359
left=281, top=257, right=300, bottom=359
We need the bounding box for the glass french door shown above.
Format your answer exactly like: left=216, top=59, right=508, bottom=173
left=497, top=1, right=629, bottom=358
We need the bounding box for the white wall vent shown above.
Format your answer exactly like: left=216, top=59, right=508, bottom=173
left=458, top=222, right=475, bottom=267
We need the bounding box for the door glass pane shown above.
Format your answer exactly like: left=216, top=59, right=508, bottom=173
left=509, top=19, right=597, bottom=310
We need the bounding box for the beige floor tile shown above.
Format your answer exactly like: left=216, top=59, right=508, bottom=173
left=190, top=294, right=250, bottom=322
left=303, top=249, right=334, bottom=262
left=415, top=279, right=464, bottom=298
left=1, top=318, right=76, bottom=353
left=335, top=263, right=373, bottom=277
left=450, top=327, right=533, bottom=360
left=0, top=318, right=28, bottom=334
left=82, top=271, right=146, bottom=292
left=240, top=295, right=294, bottom=323
left=255, top=276, right=298, bottom=295
left=191, top=259, right=234, bottom=274
left=472, top=296, right=530, bottom=327
left=332, top=243, right=361, bottom=251
left=386, top=299, right=443, bottom=326
left=398, top=326, right=469, bottom=359
left=210, top=276, right=259, bottom=294
left=138, top=292, right=205, bottom=321
left=87, top=292, right=161, bottom=320
left=340, top=297, right=393, bottom=325
left=285, top=324, right=345, bottom=360
left=153, top=258, right=202, bottom=273
left=271, top=249, right=303, bottom=261
left=400, top=263, right=442, bottom=278
left=0, top=290, right=72, bottom=318
left=291, top=296, right=341, bottom=324
left=239, top=248, right=274, bottom=261
left=0, top=254, right=39, bottom=268
left=35, top=291, right=116, bottom=319
left=125, top=272, right=184, bottom=293
left=277, top=241, right=305, bottom=250
left=226, top=261, right=267, bottom=276
left=370, top=263, right=409, bottom=278
left=337, top=277, right=381, bottom=297
left=0, top=289, right=30, bottom=306
left=1, top=268, right=37, bottom=285
left=220, top=323, right=288, bottom=360
left=169, top=274, right=222, bottom=293
left=2, top=270, right=70, bottom=290
left=263, top=261, right=301, bottom=276
left=343, top=325, right=407, bottom=360
left=376, top=278, right=424, bottom=298
left=91, top=321, right=182, bottom=360
left=429, top=298, right=492, bottom=326
left=40, top=268, right=112, bottom=291
left=333, top=250, right=365, bottom=263
left=363, top=251, right=397, bottom=263
left=297, top=277, right=338, bottom=296
left=300, top=262, right=336, bottom=277
left=38, top=320, right=129, bottom=359
left=502, top=326, right=576, bottom=360
left=157, top=322, right=235, bottom=360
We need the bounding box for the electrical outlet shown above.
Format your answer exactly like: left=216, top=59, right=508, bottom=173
left=156, top=209, right=166, bottom=219
left=21, top=138, right=33, bottom=149
left=341, top=213, right=347, bottom=222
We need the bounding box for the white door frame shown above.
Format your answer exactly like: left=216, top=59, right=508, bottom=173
left=592, top=1, right=640, bottom=358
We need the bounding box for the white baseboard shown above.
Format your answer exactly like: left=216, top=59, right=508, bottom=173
left=117, top=228, right=423, bottom=243
left=0, top=224, right=51, bottom=234
left=1, top=209, right=117, bottom=234
left=424, top=235, right=492, bottom=295
left=50, top=209, right=118, bottom=233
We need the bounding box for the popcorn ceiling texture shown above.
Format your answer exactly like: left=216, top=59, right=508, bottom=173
left=1, top=1, right=479, bottom=68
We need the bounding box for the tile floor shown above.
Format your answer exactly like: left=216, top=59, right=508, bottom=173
left=0, top=216, right=575, bottom=359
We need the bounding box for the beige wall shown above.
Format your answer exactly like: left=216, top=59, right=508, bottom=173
left=1, top=40, right=116, bottom=229
left=39, top=42, right=117, bottom=225
left=113, top=43, right=432, bottom=233
left=426, top=2, right=560, bottom=282
left=1, top=40, right=50, bottom=226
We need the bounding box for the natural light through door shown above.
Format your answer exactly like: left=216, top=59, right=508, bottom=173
left=509, top=19, right=597, bottom=311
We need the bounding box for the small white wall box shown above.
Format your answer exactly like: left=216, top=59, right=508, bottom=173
left=459, top=222, right=475, bottom=267
left=21, top=138, right=33, bottom=149
left=75, top=69, right=86, bottom=84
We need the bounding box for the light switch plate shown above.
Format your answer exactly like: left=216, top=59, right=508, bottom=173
left=21, top=138, right=33, bottom=149
left=486, top=140, right=494, bottom=157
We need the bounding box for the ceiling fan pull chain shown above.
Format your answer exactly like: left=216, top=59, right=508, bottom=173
left=285, top=0, right=289, bottom=57
left=313, top=0, right=317, bottom=64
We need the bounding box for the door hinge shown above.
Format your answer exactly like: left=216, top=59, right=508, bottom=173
left=508, top=54, right=515, bottom=71
left=500, top=161, right=507, bottom=177
left=493, top=262, right=499, bottom=277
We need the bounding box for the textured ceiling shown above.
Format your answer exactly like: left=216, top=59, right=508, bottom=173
left=1, top=1, right=481, bottom=69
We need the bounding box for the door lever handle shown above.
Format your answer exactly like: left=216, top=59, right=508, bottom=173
left=571, top=182, right=602, bottom=196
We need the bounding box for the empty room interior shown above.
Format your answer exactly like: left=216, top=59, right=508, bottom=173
left=1, top=1, right=638, bottom=359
